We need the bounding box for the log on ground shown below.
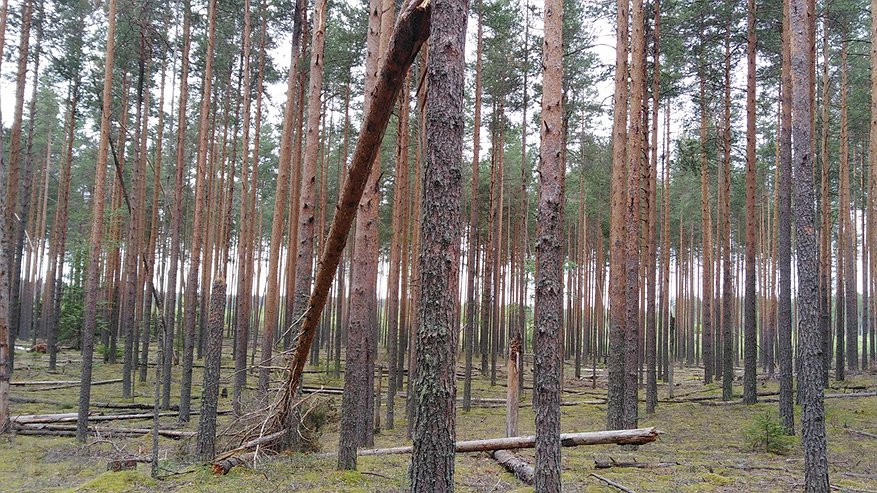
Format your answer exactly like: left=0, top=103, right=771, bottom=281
left=358, top=427, right=660, bottom=455
left=491, top=449, right=534, bottom=485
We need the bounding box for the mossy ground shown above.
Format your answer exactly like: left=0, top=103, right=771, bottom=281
left=4, top=347, right=876, bottom=492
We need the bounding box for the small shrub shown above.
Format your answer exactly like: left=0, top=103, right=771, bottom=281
left=744, top=411, right=794, bottom=455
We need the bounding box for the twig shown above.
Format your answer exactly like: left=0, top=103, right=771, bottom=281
left=589, top=473, right=637, bottom=493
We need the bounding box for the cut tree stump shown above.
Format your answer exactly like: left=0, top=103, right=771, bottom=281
left=357, top=427, right=660, bottom=456
left=107, top=456, right=151, bottom=471
left=491, top=449, right=534, bottom=485
left=212, top=452, right=256, bottom=475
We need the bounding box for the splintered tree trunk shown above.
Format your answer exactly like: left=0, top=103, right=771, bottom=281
left=778, top=0, right=794, bottom=434
left=77, top=0, right=117, bottom=442
left=789, top=0, right=829, bottom=487
left=607, top=0, right=629, bottom=432
left=179, top=0, right=218, bottom=422
left=533, top=0, right=563, bottom=487
left=196, top=278, right=226, bottom=459
left=743, top=0, right=758, bottom=405
left=164, top=8, right=191, bottom=410
left=410, top=0, right=466, bottom=488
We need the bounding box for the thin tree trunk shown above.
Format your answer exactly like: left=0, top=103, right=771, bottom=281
left=743, top=0, right=758, bottom=404
left=179, top=0, right=218, bottom=422
left=77, top=0, right=117, bottom=442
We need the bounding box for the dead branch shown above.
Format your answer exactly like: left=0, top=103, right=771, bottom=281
left=589, top=473, right=638, bottom=493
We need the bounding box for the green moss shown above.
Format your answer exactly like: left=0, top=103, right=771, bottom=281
left=702, top=472, right=733, bottom=486
left=71, top=470, right=156, bottom=492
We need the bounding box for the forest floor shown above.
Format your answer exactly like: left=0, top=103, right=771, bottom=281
left=2, top=346, right=877, bottom=492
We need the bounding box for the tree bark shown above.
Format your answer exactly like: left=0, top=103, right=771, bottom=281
left=743, top=0, right=758, bottom=405
left=408, top=0, right=466, bottom=488
left=607, top=0, right=629, bottom=432
left=179, top=0, right=218, bottom=423
left=77, top=0, right=117, bottom=442
left=533, top=0, right=563, bottom=487
left=778, top=0, right=795, bottom=434
left=789, top=0, right=829, bottom=487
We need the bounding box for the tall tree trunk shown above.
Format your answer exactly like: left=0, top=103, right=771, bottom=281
left=721, top=31, right=734, bottom=401
left=386, top=77, right=409, bottom=428
left=840, top=36, right=858, bottom=373
left=699, top=69, right=714, bottom=386
left=77, top=0, right=117, bottom=442
left=645, top=0, right=661, bottom=414
left=743, top=0, right=758, bottom=404
left=532, top=0, right=563, bottom=487
left=337, top=0, right=381, bottom=469
left=624, top=0, right=645, bottom=429
left=790, top=0, right=829, bottom=486
left=607, top=0, right=629, bottom=431
left=179, top=0, right=218, bottom=422
left=463, top=0, right=482, bottom=413
left=163, top=5, right=191, bottom=410
left=409, top=0, right=467, bottom=487
left=778, top=0, right=794, bottom=434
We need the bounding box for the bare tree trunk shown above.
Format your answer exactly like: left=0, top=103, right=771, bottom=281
left=163, top=6, right=191, bottom=410
left=607, top=0, right=629, bottom=431
left=179, top=0, right=218, bottom=422
left=743, top=0, right=758, bottom=404
left=533, top=0, right=563, bottom=486
left=77, top=0, right=117, bottom=442
left=789, top=0, right=829, bottom=486
left=386, top=78, right=409, bottom=428
left=624, top=0, right=645, bottom=429
left=409, top=0, right=466, bottom=487
left=778, top=0, right=794, bottom=434
left=463, top=0, right=483, bottom=413
left=721, top=31, right=734, bottom=401
left=645, top=0, right=661, bottom=414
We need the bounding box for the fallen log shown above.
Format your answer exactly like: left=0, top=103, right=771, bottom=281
left=10, top=395, right=182, bottom=411
left=212, top=452, right=257, bottom=475
left=19, top=378, right=122, bottom=391
left=491, top=449, right=534, bottom=485
left=13, top=423, right=195, bottom=439
left=594, top=457, right=679, bottom=469
left=11, top=412, right=81, bottom=424
left=589, top=472, right=637, bottom=493
left=12, top=409, right=230, bottom=425
left=358, top=427, right=659, bottom=456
